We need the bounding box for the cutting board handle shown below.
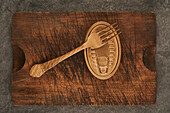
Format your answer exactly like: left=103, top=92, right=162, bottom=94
left=12, top=45, right=25, bottom=72
left=143, top=46, right=156, bottom=72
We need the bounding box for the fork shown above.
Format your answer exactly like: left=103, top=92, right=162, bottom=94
left=30, top=22, right=121, bottom=77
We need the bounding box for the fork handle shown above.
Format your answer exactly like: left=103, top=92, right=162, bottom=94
left=30, top=42, right=88, bottom=77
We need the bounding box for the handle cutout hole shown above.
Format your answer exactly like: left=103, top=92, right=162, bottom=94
left=143, top=46, right=156, bottom=72
left=12, top=45, right=25, bottom=72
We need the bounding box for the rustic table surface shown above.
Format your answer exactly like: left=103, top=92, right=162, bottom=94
left=0, top=0, right=169, bottom=113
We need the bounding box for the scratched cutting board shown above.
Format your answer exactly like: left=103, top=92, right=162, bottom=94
left=12, top=12, right=156, bottom=105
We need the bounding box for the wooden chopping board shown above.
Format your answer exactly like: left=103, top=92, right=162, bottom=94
left=12, top=12, right=156, bottom=105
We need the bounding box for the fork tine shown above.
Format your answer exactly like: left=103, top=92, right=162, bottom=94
left=100, top=28, right=120, bottom=41
left=97, top=22, right=117, bottom=34
left=102, top=32, right=121, bottom=44
left=98, top=25, right=118, bottom=37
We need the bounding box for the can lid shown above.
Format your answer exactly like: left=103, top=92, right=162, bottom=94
left=84, top=21, right=121, bottom=80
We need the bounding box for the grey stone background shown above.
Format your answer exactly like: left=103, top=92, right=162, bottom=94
left=0, top=0, right=170, bottom=113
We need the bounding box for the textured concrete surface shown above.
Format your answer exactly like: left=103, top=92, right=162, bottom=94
left=0, top=0, right=170, bottom=113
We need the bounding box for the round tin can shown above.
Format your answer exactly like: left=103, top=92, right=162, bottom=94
left=84, top=21, right=121, bottom=80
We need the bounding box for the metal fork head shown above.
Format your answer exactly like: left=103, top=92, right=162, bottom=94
left=88, top=22, right=121, bottom=49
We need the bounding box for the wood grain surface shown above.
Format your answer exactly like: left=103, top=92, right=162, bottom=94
left=12, top=12, right=156, bottom=105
